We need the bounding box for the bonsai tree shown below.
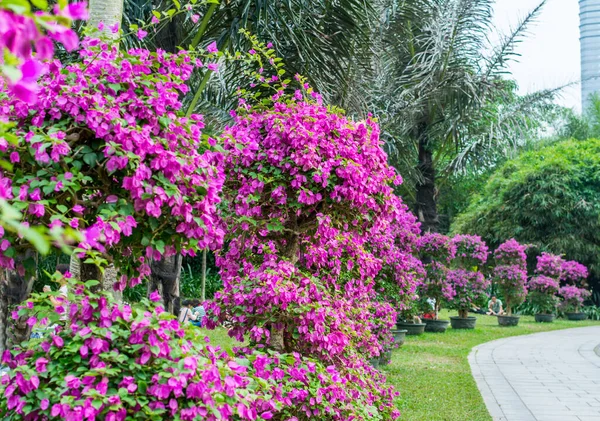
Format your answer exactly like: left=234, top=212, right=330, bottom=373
left=448, top=234, right=489, bottom=319
left=559, top=285, right=591, bottom=314
left=447, top=269, right=489, bottom=318
left=493, top=239, right=528, bottom=316
left=418, top=232, right=456, bottom=320
left=528, top=275, right=560, bottom=315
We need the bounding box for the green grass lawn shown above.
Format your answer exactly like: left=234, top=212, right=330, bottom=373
left=203, top=312, right=600, bottom=421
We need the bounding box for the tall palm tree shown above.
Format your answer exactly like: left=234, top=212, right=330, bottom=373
left=371, top=0, right=555, bottom=232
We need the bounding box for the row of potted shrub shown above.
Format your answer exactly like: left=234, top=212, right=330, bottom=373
left=395, top=236, right=592, bottom=334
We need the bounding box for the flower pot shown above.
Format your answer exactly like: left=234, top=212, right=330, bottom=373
left=535, top=314, right=555, bottom=323
left=565, top=312, right=588, bottom=321
left=396, top=322, right=426, bottom=335
left=450, top=316, right=477, bottom=330
left=423, top=319, right=450, bottom=333
left=379, top=350, right=392, bottom=366
left=391, top=329, right=407, bottom=347
left=497, top=315, right=520, bottom=327
left=368, top=358, right=380, bottom=369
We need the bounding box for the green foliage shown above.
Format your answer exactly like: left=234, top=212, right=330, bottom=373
left=452, top=138, right=600, bottom=294
left=582, top=305, right=600, bottom=321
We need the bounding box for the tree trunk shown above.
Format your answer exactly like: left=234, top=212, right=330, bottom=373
left=201, top=249, right=206, bottom=301
left=458, top=309, right=468, bottom=318
left=149, top=255, right=182, bottom=315
left=80, top=262, right=102, bottom=293
left=88, top=0, right=124, bottom=38
left=415, top=136, right=438, bottom=232
left=0, top=251, right=37, bottom=354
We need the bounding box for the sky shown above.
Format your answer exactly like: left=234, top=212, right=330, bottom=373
left=492, top=0, right=581, bottom=112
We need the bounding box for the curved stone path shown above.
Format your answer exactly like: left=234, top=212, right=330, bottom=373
left=469, top=326, right=600, bottom=421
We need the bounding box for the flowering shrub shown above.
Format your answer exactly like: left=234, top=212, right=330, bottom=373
left=208, top=96, right=421, bottom=418
left=528, top=276, right=560, bottom=314
left=493, top=239, right=528, bottom=268
left=535, top=252, right=565, bottom=279
left=418, top=233, right=455, bottom=319
left=0, top=2, right=87, bottom=103
left=450, top=234, right=488, bottom=267
left=493, top=239, right=528, bottom=315
left=0, top=39, right=224, bottom=286
left=0, top=282, right=399, bottom=420
left=560, top=260, right=589, bottom=286
left=447, top=269, right=489, bottom=318
left=559, top=285, right=591, bottom=313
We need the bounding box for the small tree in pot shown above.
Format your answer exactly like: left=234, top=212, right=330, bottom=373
left=493, top=239, right=528, bottom=327
left=559, top=285, right=591, bottom=321
left=418, top=233, right=456, bottom=332
left=447, top=235, right=489, bottom=329
left=528, top=275, right=560, bottom=322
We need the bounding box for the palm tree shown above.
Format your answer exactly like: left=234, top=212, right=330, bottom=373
left=122, top=0, right=376, bottom=118
left=371, top=0, right=555, bottom=232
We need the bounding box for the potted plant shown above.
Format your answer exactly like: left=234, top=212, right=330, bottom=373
left=493, top=239, right=529, bottom=327
left=396, top=306, right=426, bottom=335
left=447, top=269, right=489, bottom=329
left=559, top=285, right=591, bottom=321
left=528, top=275, right=560, bottom=322
left=418, top=233, right=456, bottom=333
left=448, top=235, right=489, bottom=329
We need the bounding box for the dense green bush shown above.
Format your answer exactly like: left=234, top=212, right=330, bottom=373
left=452, top=139, right=600, bottom=300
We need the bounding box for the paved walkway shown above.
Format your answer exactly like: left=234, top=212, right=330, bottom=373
left=469, top=326, right=600, bottom=421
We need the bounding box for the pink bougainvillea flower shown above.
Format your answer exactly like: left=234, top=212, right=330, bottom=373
left=191, top=14, right=199, bottom=23
left=206, top=41, right=218, bottom=53
left=137, top=29, right=148, bottom=40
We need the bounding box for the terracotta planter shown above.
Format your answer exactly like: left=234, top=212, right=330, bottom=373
left=396, top=322, right=426, bottom=335
left=450, top=316, right=477, bottom=330
left=391, top=329, right=408, bottom=347
left=565, top=312, right=588, bottom=321
left=497, top=315, right=520, bottom=327
left=423, top=319, right=450, bottom=333
left=535, top=314, right=555, bottom=323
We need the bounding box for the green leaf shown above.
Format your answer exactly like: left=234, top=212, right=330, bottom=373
left=85, top=280, right=100, bottom=288
left=56, top=204, right=68, bottom=213
left=83, top=153, right=97, bottom=167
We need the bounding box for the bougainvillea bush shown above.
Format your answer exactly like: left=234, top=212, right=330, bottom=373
left=0, top=281, right=398, bottom=420
left=560, top=260, right=589, bottom=287
left=207, top=94, right=422, bottom=418
left=559, top=285, right=591, bottom=314
left=417, top=233, right=456, bottom=319
left=535, top=252, right=565, bottom=279
left=446, top=269, right=489, bottom=318
left=448, top=234, right=489, bottom=318
left=0, top=38, right=224, bottom=286
left=527, top=275, right=560, bottom=315
left=493, top=239, right=528, bottom=315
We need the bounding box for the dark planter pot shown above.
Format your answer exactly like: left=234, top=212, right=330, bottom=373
left=497, top=315, right=520, bottom=327
left=535, top=314, right=555, bottom=323
left=391, top=329, right=408, bottom=347
left=450, top=316, right=477, bottom=330
left=423, top=319, right=450, bottom=333
left=396, top=322, right=426, bottom=335
left=368, top=358, right=380, bottom=369
left=379, top=350, right=392, bottom=366
left=565, top=312, right=588, bottom=321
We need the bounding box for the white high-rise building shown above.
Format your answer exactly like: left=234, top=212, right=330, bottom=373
left=580, top=0, right=600, bottom=111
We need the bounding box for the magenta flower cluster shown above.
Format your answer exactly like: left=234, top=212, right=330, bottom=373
left=535, top=252, right=565, bottom=279
left=528, top=275, right=560, bottom=295
left=446, top=269, right=489, bottom=311
left=0, top=39, right=224, bottom=285
left=0, top=285, right=397, bottom=420
left=560, top=260, right=589, bottom=285
left=0, top=3, right=88, bottom=103
left=450, top=234, right=489, bottom=266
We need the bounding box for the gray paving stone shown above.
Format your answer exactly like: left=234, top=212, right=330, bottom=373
left=469, top=326, right=600, bottom=421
